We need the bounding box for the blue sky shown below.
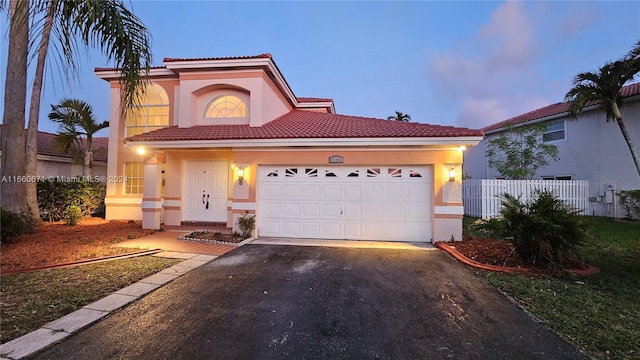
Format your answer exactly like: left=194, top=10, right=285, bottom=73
left=2, top=1, right=639, bottom=136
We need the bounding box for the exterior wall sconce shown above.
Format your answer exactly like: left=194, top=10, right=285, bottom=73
left=449, top=168, right=457, bottom=182
left=136, top=146, right=146, bottom=155
left=237, top=168, right=245, bottom=185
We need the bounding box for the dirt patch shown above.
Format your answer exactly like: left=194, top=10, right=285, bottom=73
left=0, top=219, right=156, bottom=273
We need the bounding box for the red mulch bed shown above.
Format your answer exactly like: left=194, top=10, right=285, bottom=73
left=445, top=236, right=596, bottom=276
left=0, top=218, right=156, bottom=273
left=446, top=237, right=527, bottom=268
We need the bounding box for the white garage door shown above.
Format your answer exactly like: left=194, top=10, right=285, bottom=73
left=258, top=166, right=432, bottom=242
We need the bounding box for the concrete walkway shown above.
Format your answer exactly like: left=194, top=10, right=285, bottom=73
left=0, top=229, right=237, bottom=360
left=114, top=229, right=236, bottom=256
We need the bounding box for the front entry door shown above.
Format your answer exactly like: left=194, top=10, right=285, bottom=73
left=183, top=161, right=228, bottom=222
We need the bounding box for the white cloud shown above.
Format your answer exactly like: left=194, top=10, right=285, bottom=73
left=480, top=1, right=537, bottom=71
left=429, top=0, right=548, bottom=129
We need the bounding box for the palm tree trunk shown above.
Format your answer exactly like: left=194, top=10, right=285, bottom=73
left=615, top=117, right=640, bottom=180
left=611, top=102, right=640, bottom=180
left=84, top=151, right=93, bottom=178
left=1, top=0, right=29, bottom=214
left=25, top=0, right=56, bottom=222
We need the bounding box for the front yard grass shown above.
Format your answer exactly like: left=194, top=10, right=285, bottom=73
left=0, top=256, right=180, bottom=344
left=465, top=216, right=640, bottom=360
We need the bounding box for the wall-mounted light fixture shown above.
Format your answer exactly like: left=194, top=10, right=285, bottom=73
left=232, top=164, right=246, bottom=185
left=449, top=168, right=457, bottom=182
left=237, top=168, right=245, bottom=185
left=136, top=146, right=146, bottom=155
left=458, top=145, right=467, bottom=151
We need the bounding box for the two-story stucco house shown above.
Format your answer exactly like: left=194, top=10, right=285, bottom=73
left=95, top=53, right=483, bottom=242
left=464, top=82, right=640, bottom=217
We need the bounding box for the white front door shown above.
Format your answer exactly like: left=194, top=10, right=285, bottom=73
left=183, top=161, right=228, bottom=222
left=258, top=166, right=433, bottom=242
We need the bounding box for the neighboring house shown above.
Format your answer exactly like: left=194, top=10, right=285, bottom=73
left=95, top=53, right=483, bottom=242
left=464, top=82, right=640, bottom=218
left=0, top=125, right=108, bottom=178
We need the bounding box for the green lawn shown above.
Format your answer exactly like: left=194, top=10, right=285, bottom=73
left=0, top=256, right=179, bottom=344
left=465, top=216, right=640, bottom=360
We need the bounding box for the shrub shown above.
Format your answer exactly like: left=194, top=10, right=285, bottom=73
left=38, top=179, right=105, bottom=221
left=237, top=211, right=256, bottom=239
left=473, top=189, right=590, bottom=268
left=64, top=205, right=82, bottom=226
left=0, top=208, right=36, bottom=244
left=617, top=190, right=640, bottom=220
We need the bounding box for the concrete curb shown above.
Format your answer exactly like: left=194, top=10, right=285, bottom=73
left=0, top=251, right=217, bottom=360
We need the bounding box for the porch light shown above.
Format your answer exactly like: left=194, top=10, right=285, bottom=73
left=458, top=145, right=467, bottom=151
left=136, top=146, right=146, bottom=155
left=237, top=168, right=245, bottom=185
left=449, top=168, right=457, bottom=182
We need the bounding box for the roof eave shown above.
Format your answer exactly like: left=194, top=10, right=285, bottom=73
left=94, top=67, right=175, bottom=81
left=125, top=136, right=484, bottom=149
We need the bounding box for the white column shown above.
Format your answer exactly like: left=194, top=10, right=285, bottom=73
left=141, top=157, right=162, bottom=229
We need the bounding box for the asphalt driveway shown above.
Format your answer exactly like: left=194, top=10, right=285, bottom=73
left=31, top=244, right=586, bottom=360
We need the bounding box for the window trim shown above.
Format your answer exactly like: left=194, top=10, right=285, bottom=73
left=124, top=83, right=170, bottom=137
left=542, top=120, right=566, bottom=142
left=203, top=94, right=248, bottom=119
left=123, top=162, right=145, bottom=195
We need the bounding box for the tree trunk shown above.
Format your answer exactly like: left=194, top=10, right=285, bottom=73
left=1, top=0, right=29, bottom=214
left=25, top=0, right=55, bottom=222
left=83, top=151, right=93, bottom=178
left=615, top=117, right=640, bottom=181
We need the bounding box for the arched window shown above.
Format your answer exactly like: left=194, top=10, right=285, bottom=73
left=125, top=83, right=169, bottom=137
left=204, top=95, right=247, bottom=118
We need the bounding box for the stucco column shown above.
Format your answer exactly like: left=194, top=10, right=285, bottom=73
left=141, top=155, right=162, bottom=229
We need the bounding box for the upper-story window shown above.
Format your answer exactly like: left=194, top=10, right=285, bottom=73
left=204, top=95, right=247, bottom=118
left=125, top=83, right=169, bottom=137
left=543, top=120, right=565, bottom=142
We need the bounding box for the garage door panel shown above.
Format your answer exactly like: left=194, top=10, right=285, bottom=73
left=343, top=185, right=362, bottom=199
left=364, top=205, right=383, bottom=220
left=262, top=202, right=281, bottom=217
left=343, top=204, right=362, bottom=218
left=261, top=184, right=281, bottom=199
left=303, top=184, right=321, bottom=198
left=282, top=222, right=300, bottom=235
left=385, top=185, right=405, bottom=200
left=363, top=222, right=383, bottom=238
left=282, top=203, right=300, bottom=216
left=302, top=222, right=321, bottom=237
left=323, top=185, right=341, bottom=198
left=261, top=221, right=281, bottom=236
left=323, top=204, right=342, bottom=217
left=302, top=203, right=321, bottom=217
left=383, top=204, right=406, bottom=221
left=322, top=222, right=341, bottom=237
left=344, top=223, right=362, bottom=238
left=282, top=184, right=301, bottom=198
left=407, top=185, right=430, bottom=201
left=364, top=185, right=384, bottom=200
left=259, top=165, right=432, bottom=242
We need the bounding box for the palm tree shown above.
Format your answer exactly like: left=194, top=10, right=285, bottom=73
left=1, top=0, right=30, bottom=215
left=565, top=56, right=640, bottom=178
left=387, top=111, right=411, bottom=122
left=1, top=0, right=153, bottom=222
left=49, top=99, right=109, bottom=178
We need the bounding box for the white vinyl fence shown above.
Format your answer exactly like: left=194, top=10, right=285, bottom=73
left=462, top=179, right=589, bottom=218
